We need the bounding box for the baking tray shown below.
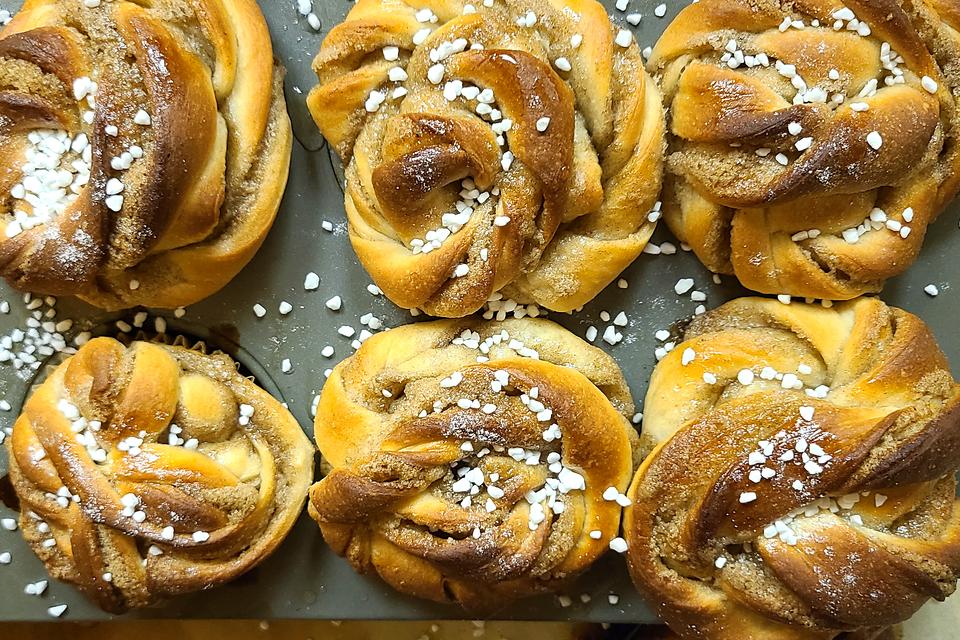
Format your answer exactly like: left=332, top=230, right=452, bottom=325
left=0, top=0, right=957, bottom=624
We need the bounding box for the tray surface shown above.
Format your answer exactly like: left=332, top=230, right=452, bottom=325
left=0, top=0, right=957, bottom=624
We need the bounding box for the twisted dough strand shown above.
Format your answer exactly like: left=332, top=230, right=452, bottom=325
left=625, top=297, right=960, bottom=639
left=6, top=337, right=313, bottom=612
left=309, top=0, right=664, bottom=317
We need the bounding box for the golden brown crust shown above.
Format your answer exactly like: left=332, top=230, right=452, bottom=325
left=308, top=0, right=664, bottom=317
left=624, top=297, right=960, bottom=639
left=0, top=0, right=291, bottom=310
left=308, top=318, right=639, bottom=610
left=649, top=0, right=960, bottom=300
left=5, top=337, right=314, bottom=612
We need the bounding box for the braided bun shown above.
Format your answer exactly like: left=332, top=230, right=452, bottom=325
left=0, top=0, right=291, bottom=309
left=6, top=337, right=313, bottom=611
left=309, top=0, right=664, bottom=317
left=308, top=318, right=639, bottom=609
left=625, top=297, right=960, bottom=638
left=649, top=0, right=960, bottom=300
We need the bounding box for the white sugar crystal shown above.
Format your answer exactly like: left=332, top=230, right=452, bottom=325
left=105, top=195, right=124, bottom=211
left=674, top=278, right=694, bottom=295
left=427, top=64, right=445, bottom=84
left=609, top=537, right=628, bottom=553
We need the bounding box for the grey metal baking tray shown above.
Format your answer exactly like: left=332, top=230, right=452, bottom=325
left=0, top=0, right=956, bottom=624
